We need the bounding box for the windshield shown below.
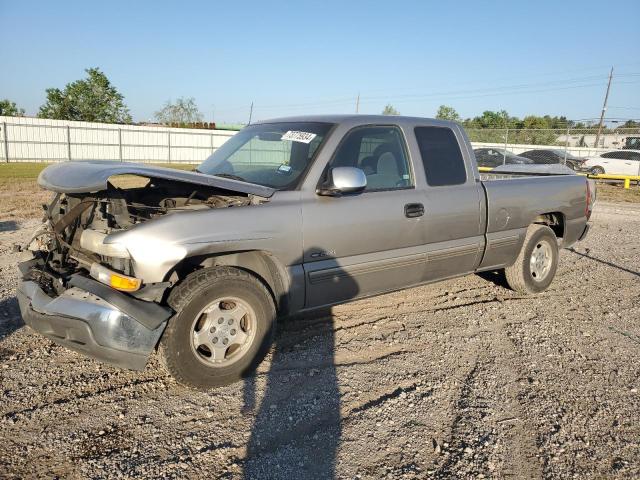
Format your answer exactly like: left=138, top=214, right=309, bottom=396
left=198, top=122, right=334, bottom=189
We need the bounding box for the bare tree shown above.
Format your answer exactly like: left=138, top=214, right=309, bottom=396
left=155, top=97, right=203, bottom=124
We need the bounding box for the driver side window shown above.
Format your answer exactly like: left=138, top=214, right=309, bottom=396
left=330, top=126, right=413, bottom=191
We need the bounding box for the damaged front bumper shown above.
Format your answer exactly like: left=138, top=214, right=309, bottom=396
left=17, top=261, right=172, bottom=370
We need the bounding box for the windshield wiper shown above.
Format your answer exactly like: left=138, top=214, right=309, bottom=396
left=212, top=173, right=247, bottom=182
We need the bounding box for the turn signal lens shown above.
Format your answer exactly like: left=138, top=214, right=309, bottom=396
left=90, top=263, right=142, bottom=292
left=109, top=274, right=142, bottom=292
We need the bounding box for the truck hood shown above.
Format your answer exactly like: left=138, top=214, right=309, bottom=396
left=37, top=160, right=275, bottom=198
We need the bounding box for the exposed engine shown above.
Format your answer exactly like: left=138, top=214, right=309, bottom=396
left=24, top=177, right=265, bottom=292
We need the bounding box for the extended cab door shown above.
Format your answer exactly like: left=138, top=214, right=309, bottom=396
left=300, top=125, right=428, bottom=308
left=410, top=125, right=485, bottom=281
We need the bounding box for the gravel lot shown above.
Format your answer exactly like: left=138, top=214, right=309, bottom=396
left=1, top=201, right=639, bottom=479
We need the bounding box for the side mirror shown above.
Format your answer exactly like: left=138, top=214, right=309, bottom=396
left=317, top=167, right=367, bottom=196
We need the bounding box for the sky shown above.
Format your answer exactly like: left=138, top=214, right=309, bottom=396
left=1, top=0, right=639, bottom=124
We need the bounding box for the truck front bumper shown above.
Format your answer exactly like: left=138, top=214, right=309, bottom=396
left=17, top=271, right=172, bottom=370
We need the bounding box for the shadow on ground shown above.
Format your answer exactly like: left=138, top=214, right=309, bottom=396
left=0, top=296, right=25, bottom=340
left=570, top=247, right=640, bottom=277
left=241, top=251, right=359, bottom=479
left=476, top=270, right=510, bottom=289
left=0, top=220, right=19, bottom=232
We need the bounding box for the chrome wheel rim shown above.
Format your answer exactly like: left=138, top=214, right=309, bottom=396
left=530, top=240, right=552, bottom=281
left=190, top=296, right=256, bottom=366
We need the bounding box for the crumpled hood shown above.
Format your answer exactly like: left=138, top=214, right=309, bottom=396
left=37, top=160, right=275, bottom=197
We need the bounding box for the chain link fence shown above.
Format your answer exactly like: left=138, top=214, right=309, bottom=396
left=467, top=127, right=640, bottom=171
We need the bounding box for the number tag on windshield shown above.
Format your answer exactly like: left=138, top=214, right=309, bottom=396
left=277, top=164, right=292, bottom=175
left=281, top=131, right=317, bottom=144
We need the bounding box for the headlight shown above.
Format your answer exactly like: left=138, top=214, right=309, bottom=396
left=80, top=229, right=130, bottom=258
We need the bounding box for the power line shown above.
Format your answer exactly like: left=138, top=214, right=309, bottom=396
left=215, top=74, right=640, bottom=114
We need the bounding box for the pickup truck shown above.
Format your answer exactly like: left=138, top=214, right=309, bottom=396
left=17, top=115, right=594, bottom=389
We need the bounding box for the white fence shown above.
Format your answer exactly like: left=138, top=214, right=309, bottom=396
left=0, top=116, right=238, bottom=163
left=2, top=117, right=638, bottom=165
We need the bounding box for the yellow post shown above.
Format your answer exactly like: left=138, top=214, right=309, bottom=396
left=624, top=178, right=631, bottom=189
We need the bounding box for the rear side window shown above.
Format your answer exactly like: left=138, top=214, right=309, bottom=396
left=414, top=127, right=466, bottom=186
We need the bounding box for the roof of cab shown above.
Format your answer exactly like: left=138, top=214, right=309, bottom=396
left=253, top=114, right=457, bottom=129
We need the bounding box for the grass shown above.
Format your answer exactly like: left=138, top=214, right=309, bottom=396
left=0, top=162, right=197, bottom=220
left=1, top=162, right=639, bottom=221
left=596, top=182, right=640, bottom=203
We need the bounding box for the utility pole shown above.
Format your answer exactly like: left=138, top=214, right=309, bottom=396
left=248, top=102, right=254, bottom=125
left=355, top=93, right=360, bottom=114
left=594, top=67, right=613, bottom=148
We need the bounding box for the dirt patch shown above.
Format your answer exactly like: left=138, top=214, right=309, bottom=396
left=0, top=202, right=639, bottom=478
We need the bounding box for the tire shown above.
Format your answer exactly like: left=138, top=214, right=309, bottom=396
left=159, top=266, right=276, bottom=389
left=590, top=166, right=605, bottom=175
left=504, top=224, right=559, bottom=294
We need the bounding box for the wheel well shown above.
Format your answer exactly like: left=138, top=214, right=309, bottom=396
left=534, top=212, right=565, bottom=239
left=168, top=251, right=289, bottom=314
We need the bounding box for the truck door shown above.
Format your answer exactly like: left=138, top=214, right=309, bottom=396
left=412, top=125, right=485, bottom=281
left=301, top=125, right=428, bottom=308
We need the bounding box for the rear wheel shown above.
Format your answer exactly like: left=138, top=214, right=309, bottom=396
left=590, top=166, right=605, bottom=175
left=504, top=224, right=559, bottom=294
left=159, top=267, right=276, bottom=389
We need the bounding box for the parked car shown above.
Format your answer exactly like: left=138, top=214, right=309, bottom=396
left=623, top=136, right=640, bottom=150
left=519, top=149, right=587, bottom=171
left=473, top=148, right=534, bottom=168
left=582, top=149, right=640, bottom=175
left=17, top=115, right=594, bottom=389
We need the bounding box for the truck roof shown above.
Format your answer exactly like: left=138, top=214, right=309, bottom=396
left=254, top=114, right=457, bottom=129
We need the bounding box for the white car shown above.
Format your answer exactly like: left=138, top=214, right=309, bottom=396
left=583, top=150, right=640, bottom=176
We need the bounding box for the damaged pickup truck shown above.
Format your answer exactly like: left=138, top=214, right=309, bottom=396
left=17, top=115, right=594, bottom=389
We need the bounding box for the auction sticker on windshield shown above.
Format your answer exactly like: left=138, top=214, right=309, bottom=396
left=281, top=131, right=317, bottom=143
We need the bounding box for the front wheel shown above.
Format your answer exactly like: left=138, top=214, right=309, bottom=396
left=159, top=267, right=276, bottom=389
left=504, top=224, right=559, bottom=294
left=590, top=166, right=605, bottom=175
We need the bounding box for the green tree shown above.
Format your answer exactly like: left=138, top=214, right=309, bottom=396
left=0, top=99, right=25, bottom=117
left=617, top=120, right=640, bottom=129
left=382, top=104, right=400, bottom=116
left=435, top=105, right=461, bottom=122
left=154, top=97, right=203, bottom=125
left=38, top=68, right=131, bottom=123
left=464, top=110, right=512, bottom=129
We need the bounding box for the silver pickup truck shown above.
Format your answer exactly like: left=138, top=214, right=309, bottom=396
left=17, top=115, right=594, bottom=389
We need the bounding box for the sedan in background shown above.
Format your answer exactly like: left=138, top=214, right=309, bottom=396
left=582, top=150, right=640, bottom=176
left=473, top=148, right=534, bottom=168
left=519, top=149, right=587, bottom=171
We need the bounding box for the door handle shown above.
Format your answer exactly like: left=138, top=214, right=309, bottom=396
left=404, top=203, right=424, bottom=218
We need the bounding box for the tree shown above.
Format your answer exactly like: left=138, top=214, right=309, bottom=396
left=155, top=97, right=203, bottom=125
left=38, top=68, right=131, bottom=123
left=0, top=99, right=25, bottom=117
left=435, top=105, right=461, bottom=122
left=617, top=120, right=640, bottom=129
left=464, top=110, right=512, bottom=129
left=382, top=104, right=400, bottom=116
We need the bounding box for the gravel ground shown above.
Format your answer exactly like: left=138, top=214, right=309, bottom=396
left=1, top=202, right=639, bottom=479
